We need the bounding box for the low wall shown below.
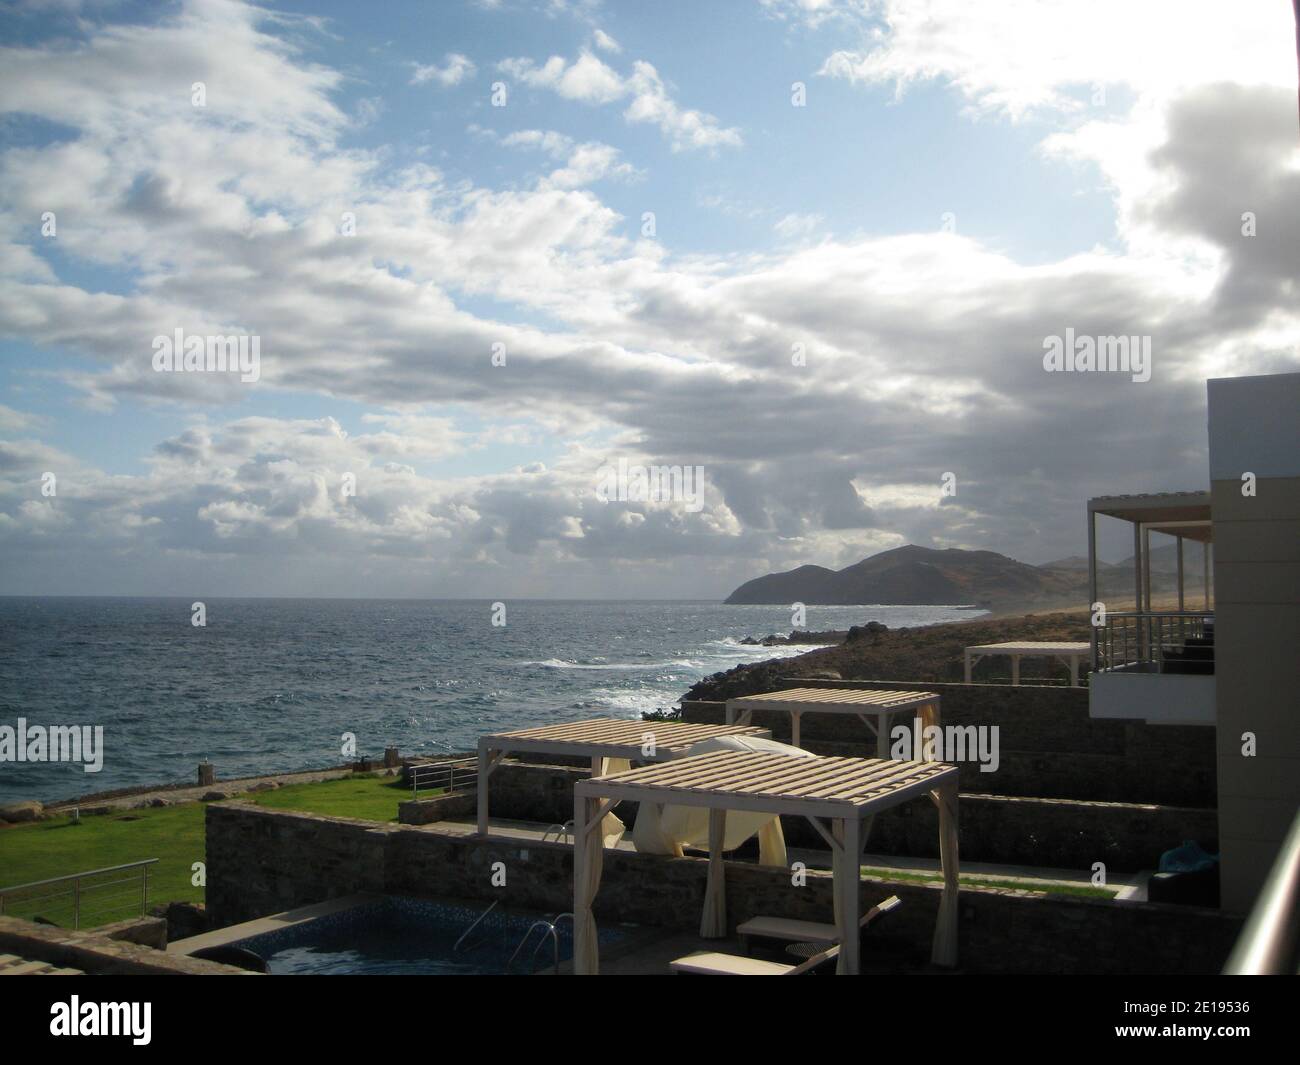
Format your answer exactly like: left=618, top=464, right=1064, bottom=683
left=0, top=916, right=252, bottom=975
left=399, top=758, right=1213, bottom=871
left=206, top=803, right=1243, bottom=974
left=684, top=678, right=1216, bottom=807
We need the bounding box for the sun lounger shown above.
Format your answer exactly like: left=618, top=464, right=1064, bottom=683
left=670, top=943, right=839, bottom=976
left=672, top=896, right=902, bottom=974
left=737, top=895, right=902, bottom=954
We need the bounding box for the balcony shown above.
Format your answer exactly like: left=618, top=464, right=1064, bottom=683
left=1086, top=493, right=1216, bottom=725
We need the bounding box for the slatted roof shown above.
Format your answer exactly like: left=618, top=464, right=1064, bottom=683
left=479, top=717, right=769, bottom=757
left=965, top=641, right=1091, bottom=654
left=576, top=749, right=958, bottom=820
left=728, top=687, right=939, bottom=713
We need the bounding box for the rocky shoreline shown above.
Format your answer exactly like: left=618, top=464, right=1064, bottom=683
left=684, top=609, right=1092, bottom=702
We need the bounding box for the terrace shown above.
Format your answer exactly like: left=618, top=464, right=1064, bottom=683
left=1086, top=491, right=1216, bottom=725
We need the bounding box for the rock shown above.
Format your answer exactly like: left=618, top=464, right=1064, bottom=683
left=248, top=781, right=277, bottom=792
left=800, top=669, right=842, bottom=681
left=149, top=798, right=170, bottom=808
left=0, top=799, right=44, bottom=823
left=202, top=790, right=230, bottom=802
left=846, top=622, right=889, bottom=643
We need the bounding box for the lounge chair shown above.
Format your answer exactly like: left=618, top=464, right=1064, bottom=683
left=670, top=896, right=902, bottom=975
left=737, top=895, right=902, bottom=954
left=670, top=942, right=840, bottom=976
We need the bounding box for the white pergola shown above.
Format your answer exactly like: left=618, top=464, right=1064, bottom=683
left=725, top=687, right=941, bottom=755
left=476, top=718, right=770, bottom=834
left=573, top=750, right=960, bottom=975
left=964, top=641, right=1092, bottom=686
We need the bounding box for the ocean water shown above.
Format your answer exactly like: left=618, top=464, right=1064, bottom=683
left=0, top=598, right=983, bottom=804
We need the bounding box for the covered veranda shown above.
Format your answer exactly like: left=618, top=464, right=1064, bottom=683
left=572, top=750, right=960, bottom=975
left=1087, top=492, right=1214, bottom=674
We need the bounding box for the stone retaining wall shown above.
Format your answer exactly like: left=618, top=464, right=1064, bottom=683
left=0, top=916, right=252, bottom=975
left=684, top=678, right=1216, bottom=807
left=206, top=803, right=1242, bottom=975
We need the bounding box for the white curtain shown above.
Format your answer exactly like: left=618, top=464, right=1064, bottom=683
left=597, top=758, right=630, bottom=848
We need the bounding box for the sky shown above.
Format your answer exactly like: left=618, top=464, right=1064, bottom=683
left=0, top=0, right=1297, bottom=598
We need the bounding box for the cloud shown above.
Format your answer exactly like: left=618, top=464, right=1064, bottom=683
left=498, top=50, right=743, bottom=151
left=0, top=0, right=1296, bottom=596
left=592, top=29, right=621, bottom=54
left=409, top=52, right=477, bottom=87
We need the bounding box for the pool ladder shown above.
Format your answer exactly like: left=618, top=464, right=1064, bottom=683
left=452, top=899, right=499, bottom=953
left=505, top=912, right=574, bottom=975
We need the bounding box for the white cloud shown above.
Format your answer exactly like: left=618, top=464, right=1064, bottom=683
left=0, top=0, right=1296, bottom=595
left=409, top=52, right=477, bottom=87
left=498, top=51, right=743, bottom=151
left=592, top=29, right=621, bottom=54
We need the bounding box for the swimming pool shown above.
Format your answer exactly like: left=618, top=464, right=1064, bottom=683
left=228, top=896, right=627, bottom=975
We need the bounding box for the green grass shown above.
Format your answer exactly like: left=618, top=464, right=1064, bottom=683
left=0, top=804, right=206, bottom=928
left=248, top=772, right=415, bottom=822
left=861, top=865, right=1117, bottom=899
left=0, top=773, right=414, bottom=929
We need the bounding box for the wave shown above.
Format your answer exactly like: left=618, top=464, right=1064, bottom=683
left=519, top=658, right=700, bottom=671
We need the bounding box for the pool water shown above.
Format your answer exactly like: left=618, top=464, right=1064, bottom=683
left=231, top=897, right=626, bottom=975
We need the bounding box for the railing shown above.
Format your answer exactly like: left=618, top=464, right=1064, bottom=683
left=506, top=919, right=560, bottom=975
left=1224, top=809, right=1300, bottom=974
left=1095, top=611, right=1213, bottom=674
left=409, top=756, right=478, bottom=800
left=452, top=899, right=499, bottom=953
left=0, top=859, right=159, bottom=931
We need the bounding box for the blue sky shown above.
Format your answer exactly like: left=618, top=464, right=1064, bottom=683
left=0, top=0, right=1296, bottom=597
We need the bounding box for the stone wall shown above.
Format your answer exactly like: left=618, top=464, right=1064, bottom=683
left=684, top=678, right=1216, bottom=807
left=402, top=759, right=1213, bottom=870
left=0, top=915, right=252, bottom=975
left=206, top=803, right=1242, bottom=974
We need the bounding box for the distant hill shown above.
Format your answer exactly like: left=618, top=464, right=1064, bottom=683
left=724, top=545, right=1082, bottom=611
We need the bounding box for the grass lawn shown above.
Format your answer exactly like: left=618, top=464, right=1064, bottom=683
left=0, top=804, right=206, bottom=928
left=248, top=772, right=415, bottom=822
left=861, top=865, right=1117, bottom=899
left=0, top=773, right=413, bottom=929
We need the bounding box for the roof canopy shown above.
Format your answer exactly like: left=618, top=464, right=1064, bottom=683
left=572, top=750, right=961, bottom=975
left=1088, top=491, right=1212, bottom=542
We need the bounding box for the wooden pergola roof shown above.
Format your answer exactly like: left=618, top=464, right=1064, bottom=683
left=965, top=641, right=1091, bottom=654
left=478, top=717, right=768, bottom=757
left=573, top=749, right=961, bottom=974
left=728, top=687, right=938, bottom=714
left=576, top=750, right=957, bottom=821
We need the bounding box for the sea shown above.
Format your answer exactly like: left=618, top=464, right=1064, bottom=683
left=0, top=598, right=984, bottom=805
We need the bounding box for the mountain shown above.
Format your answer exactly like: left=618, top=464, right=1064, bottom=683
left=724, top=545, right=1082, bottom=610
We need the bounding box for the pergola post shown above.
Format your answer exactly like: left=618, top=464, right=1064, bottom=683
left=932, top=778, right=960, bottom=967
left=1176, top=535, right=1185, bottom=612
left=834, top=817, right=861, bottom=974
left=476, top=745, right=493, bottom=835
left=572, top=792, right=602, bottom=975
left=1087, top=506, right=1098, bottom=671
left=701, top=809, right=728, bottom=937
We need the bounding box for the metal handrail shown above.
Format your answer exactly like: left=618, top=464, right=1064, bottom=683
left=452, top=898, right=499, bottom=952
left=1224, top=810, right=1300, bottom=975
left=506, top=920, right=559, bottom=975
left=1097, top=610, right=1213, bottom=673
left=0, top=859, right=158, bottom=930
left=410, top=756, right=478, bottom=799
